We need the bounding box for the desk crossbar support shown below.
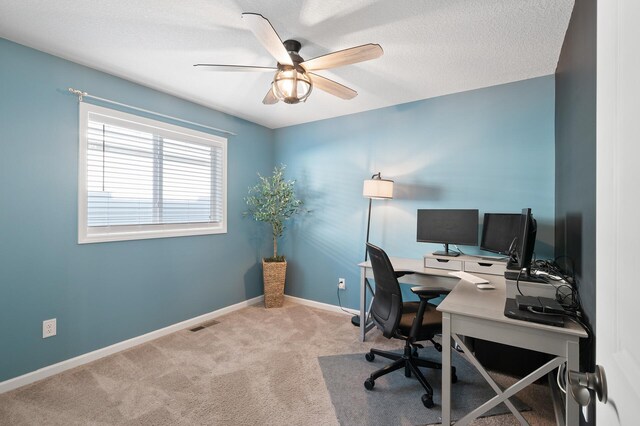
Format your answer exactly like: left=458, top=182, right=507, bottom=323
left=454, top=345, right=564, bottom=426
left=452, top=335, right=529, bottom=425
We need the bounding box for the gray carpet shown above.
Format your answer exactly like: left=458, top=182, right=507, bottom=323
left=0, top=301, right=554, bottom=425
left=319, top=348, right=529, bottom=426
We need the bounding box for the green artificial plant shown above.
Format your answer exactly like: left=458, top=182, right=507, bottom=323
left=245, top=165, right=303, bottom=262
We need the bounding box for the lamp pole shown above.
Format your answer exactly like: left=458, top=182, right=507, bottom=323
left=364, top=172, right=380, bottom=262
left=352, top=172, right=392, bottom=327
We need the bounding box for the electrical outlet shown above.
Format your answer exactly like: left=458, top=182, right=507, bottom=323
left=43, top=318, right=56, bottom=338
left=338, top=278, right=346, bottom=290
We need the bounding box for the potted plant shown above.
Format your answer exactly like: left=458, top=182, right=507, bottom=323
left=245, top=165, right=303, bottom=308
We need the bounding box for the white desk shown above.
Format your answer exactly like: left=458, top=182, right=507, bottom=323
left=358, top=257, right=588, bottom=425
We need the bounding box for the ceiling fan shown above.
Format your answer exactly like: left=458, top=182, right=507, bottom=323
left=194, top=13, right=383, bottom=105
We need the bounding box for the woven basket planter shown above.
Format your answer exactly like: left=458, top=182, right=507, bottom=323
left=262, top=259, right=287, bottom=308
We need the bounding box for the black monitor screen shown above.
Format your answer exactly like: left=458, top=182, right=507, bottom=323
left=504, top=208, right=545, bottom=282
left=480, top=213, right=521, bottom=255
left=416, top=209, right=478, bottom=246
left=514, top=208, right=537, bottom=270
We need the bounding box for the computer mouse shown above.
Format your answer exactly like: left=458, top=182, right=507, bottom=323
left=476, top=283, right=495, bottom=290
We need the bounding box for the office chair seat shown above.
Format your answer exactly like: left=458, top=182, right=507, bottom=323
left=363, top=243, right=456, bottom=409
left=398, top=302, right=443, bottom=340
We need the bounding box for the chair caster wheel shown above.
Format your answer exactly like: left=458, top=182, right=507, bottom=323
left=365, top=352, right=375, bottom=362
left=422, top=393, right=434, bottom=408
left=452, top=366, right=458, bottom=383
left=364, top=378, right=375, bottom=390
left=412, top=348, right=419, bottom=357
left=434, top=342, right=442, bottom=352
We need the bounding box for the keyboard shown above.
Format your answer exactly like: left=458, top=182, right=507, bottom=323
left=448, top=271, right=489, bottom=284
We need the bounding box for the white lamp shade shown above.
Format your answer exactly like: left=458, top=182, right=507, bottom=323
left=363, top=178, right=394, bottom=199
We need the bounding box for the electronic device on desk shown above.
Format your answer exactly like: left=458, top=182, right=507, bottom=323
left=515, top=295, right=566, bottom=314
left=476, top=283, right=495, bottom=290
left=448, top=271, right=495, bottom=290
left=503, top=208, right=549, bottom=284
left=503, top=298, right=564, bottom=327
left=417, top=209, right=478, bottom=257
left=481, top=213, right=520, bottom=257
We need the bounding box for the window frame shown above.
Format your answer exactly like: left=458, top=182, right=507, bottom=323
left=78, top=103, right=227, bottom=244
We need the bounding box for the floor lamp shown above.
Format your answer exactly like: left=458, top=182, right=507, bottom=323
left=351, top=172, right=394, bottom=327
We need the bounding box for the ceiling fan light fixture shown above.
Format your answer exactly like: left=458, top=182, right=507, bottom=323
left=197, top=15, right=382, bottom=105
left=272, top=68, right=312, bottom=104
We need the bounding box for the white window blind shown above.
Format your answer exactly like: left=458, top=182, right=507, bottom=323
left=79, top=103, right=227, bottom=243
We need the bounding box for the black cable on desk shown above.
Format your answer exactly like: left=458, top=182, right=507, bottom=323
left=452, top=245, right=465, bottom=256
left=524, top=254, right=594, bottom=368
left=516, top=269, right=524, bottom=296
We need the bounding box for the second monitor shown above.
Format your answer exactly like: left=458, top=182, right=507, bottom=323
left=417, top=209, right=479, bottom=257
left=481, top=213, right=521, bottom=256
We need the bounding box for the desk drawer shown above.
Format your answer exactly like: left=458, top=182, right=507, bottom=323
left=424, top=257, right=462, bottom=271
left=464, top=261, right=506, bottom=276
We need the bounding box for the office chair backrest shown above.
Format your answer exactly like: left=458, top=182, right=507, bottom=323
left=366, top=243, right=403, bottom=338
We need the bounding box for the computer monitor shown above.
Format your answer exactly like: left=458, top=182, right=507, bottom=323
left=480, top=213, right=521, bottom=256
left=417, top=209, right=479, bottom=257
left=504, top=208, right=547, bottom=282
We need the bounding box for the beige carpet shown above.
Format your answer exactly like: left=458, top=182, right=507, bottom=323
left=0, top=300, right=556, bottom=425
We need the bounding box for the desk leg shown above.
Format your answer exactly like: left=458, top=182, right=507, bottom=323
left=359, top=267, right=366, bottom=342
left=566, top=340, right=580, bottom=426
left=442, top=313, right=452, bottom=426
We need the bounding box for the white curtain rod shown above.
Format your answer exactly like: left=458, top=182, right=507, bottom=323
left=67, top=88, right=237, bottom=136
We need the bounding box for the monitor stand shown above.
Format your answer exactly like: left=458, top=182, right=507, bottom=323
left=433, top=243, right=460, bottom=257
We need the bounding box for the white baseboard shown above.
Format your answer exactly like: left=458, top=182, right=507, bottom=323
left=0, top=295, right=264, bottom=394
left=0, top=294, right=353, bottom=394
left=284, top=294, right=358, bottom=316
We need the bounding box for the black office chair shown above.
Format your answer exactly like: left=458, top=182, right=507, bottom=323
left=363, top=243, right=457, bottom=408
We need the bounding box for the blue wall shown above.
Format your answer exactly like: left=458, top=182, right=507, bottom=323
left=0, top=39, right=274, bottom=382
left=0, top=37, right=556, bottom=383
left=274, top=76, right=556, bottom=309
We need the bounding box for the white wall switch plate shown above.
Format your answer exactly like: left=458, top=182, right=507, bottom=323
left=43, top=318, right=56, bottom=338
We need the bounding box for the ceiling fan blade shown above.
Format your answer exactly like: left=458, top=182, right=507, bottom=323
left=263, top=86, right=279, bottom=105
left=193, top=64, right=277, bottom=72
left=242, top=13, right=293, bottom=66
left=301, top=44, right=383, bottom=71
left=309, top=73, right=357, bottom=100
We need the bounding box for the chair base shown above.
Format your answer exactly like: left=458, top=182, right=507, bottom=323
left=364, top=342, right=457, bottom=408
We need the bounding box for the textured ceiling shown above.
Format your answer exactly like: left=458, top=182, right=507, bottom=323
left=0, top=0, right=574, bottom=129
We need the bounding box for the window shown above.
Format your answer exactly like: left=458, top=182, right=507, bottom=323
left=78, top=103, right=227, bottom=243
